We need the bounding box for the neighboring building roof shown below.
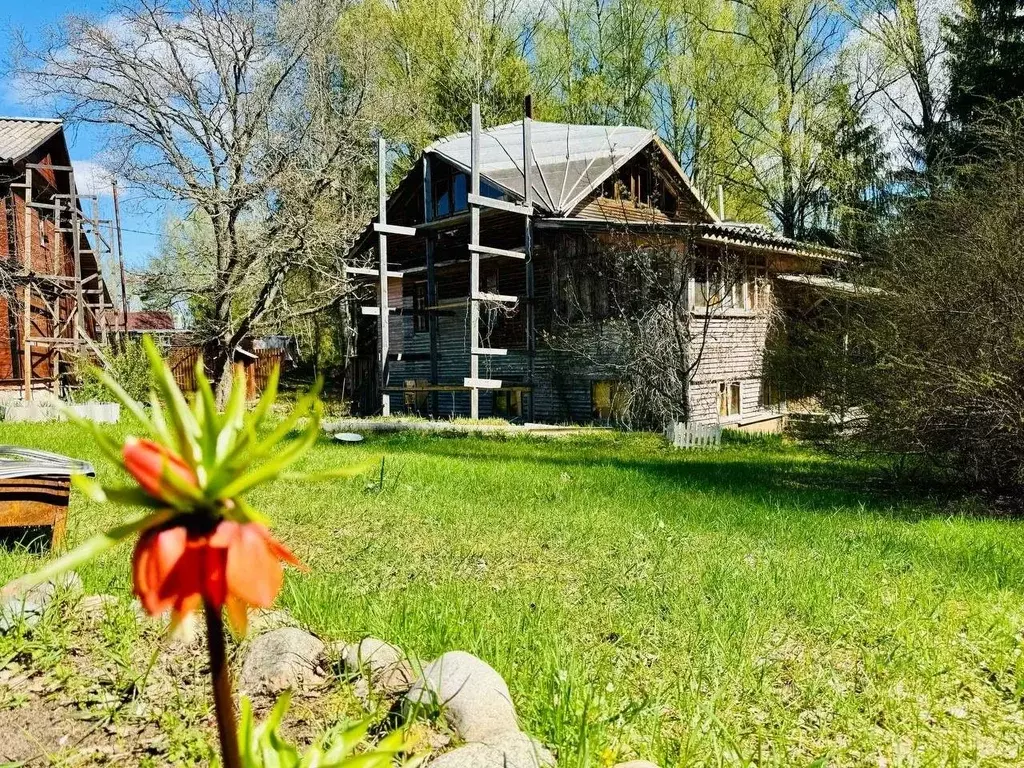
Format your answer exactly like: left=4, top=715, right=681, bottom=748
left=426, top=120, right=714, bottom=218
left=0, top=117, right=64, bottom=164
left=775, top=273, right=884, bottom=295
left=123, top=311, right=177, bottom=331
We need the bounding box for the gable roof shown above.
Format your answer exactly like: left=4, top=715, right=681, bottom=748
left=0, top=117, right=64, bottom=164
left=426, top=120, right=716, bottom=219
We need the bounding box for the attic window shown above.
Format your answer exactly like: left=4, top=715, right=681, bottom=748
left=430, top=163, right=504, bottom=220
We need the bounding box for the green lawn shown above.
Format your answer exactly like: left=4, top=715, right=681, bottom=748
left=2, top=423, right=1024, bottom=767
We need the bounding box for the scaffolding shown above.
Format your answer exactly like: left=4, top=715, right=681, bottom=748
left=2, top=161, right=123, bottom=400
left=347, top=101, right=537, bottom=419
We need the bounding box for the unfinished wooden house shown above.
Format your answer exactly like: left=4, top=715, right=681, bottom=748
left=344, top=109, right=852, bottom=430
left=0, top=118, right=115, bottom=400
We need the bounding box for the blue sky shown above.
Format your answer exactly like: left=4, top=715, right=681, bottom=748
left=1, top=0, right=164, bottom=271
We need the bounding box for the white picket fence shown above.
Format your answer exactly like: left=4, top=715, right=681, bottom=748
left=666, top=422, right=722, bottom=450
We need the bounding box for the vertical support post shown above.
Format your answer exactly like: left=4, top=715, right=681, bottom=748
left=377, top=137, right=391, bottom=416
left=422, top=157, right=439, bottom=416
left=70, top=172, right=85, bottom=342
left=22, top=167, right=33, bottom=401
left=112, top=179, right=129, bottom=336
left=52, top=196, right=62, bottom=395
left=523, top=98, right=536, bottom=422
left=92, top=196, right=108, bottom=345
left=469, top=104, right=481, bottom=419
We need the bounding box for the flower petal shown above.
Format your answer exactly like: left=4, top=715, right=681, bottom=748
left=225, top=524, right=284, bottom=608
left=133, top=526, right=186, bottom=617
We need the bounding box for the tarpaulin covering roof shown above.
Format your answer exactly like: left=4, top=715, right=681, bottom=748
left=0, top=117, right=63, bottom=163
left=425, top=120, right=658, bottom=215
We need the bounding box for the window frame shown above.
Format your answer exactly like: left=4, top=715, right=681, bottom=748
left=412, top=281, right=429, bottom=334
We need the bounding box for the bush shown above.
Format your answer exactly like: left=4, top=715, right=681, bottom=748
left=846, top=111, right=1024, bottom=492
left=74, top=339, right=151, bottom=403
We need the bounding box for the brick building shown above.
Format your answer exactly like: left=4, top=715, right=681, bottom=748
left=0, top=117, right=112, bottom=399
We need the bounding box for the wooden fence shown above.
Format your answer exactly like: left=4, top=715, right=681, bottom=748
left=666, top=422, right=722, bottom=450
left=166, top=345, right=284, bottom=400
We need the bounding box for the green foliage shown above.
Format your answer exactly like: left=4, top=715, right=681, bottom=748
left=74, top=339, right=151, bottom=404
left=237, top=692, right=420, bottom=768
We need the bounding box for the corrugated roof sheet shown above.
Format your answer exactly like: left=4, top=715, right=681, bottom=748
left=426, top=120, right=654, bottom=214
left=0, top=117, right=63, bottom=163
left=698, top=222, right=856, bottom=261
left=775, top=273, right=884, bottom=295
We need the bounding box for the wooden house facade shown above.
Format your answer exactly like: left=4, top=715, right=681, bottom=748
left=0, top=118, right=112, bottom=399
left=345, top=118, right=850, bottom=430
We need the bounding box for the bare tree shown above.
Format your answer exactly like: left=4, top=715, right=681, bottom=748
left=542, top=227, right=758, bottom=429
left=11, top=0, right=367, bottom=395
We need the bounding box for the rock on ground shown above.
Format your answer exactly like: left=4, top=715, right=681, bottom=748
left=341, top=637, right=415, bottom=697
left=405, top=651, right=518, bottom=741
left=0, top=572, right=83, bottom=632
left=248, top=609, right=298, bottom=635
left=427, top=732, right=555, bottom=768
left=238, top=627, right=327, bottom=696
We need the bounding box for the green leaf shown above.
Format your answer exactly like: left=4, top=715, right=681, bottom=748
left=142, top=335, right=201, bottom=463
left=72, top=475, right=163, bottom=508
left=0, top=509, right=175, bottom=597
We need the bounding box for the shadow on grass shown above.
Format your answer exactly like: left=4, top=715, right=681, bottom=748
left=351, top=431, right=973, bottom=522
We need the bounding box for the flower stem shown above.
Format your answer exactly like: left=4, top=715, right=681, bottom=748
left=204, top=600, right=242, bottom=768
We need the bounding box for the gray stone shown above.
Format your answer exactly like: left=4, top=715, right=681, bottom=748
left=405, top=651, right=519, bottom=741
left=248, top=609, right=297, bottom=635
left=238, top=627, right=327, bottom=695
left=342, top=637, right=403, bottom=674
left=341, top=637, right=415, bottom=700
left=79, top=594, right=120, bottom=624
left=0, top=571, right=83, bottom=632
left=427, top=732, right=555, bottom=768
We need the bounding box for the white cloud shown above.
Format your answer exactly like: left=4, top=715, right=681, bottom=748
left=71, top=158, right=115, bottom=197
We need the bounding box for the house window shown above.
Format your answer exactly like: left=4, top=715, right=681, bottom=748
left=592, top=380, right=626, bottom=422
left=493, top=389, right=521, bottom=419
left=413, top=282, right=428, bottom=333
left=761, top=379, right=784, bottom=411
left=431, top=162, right=505, bottom=220
left=693, top=263, right=722, bottom=310
left=718, top=381, right=742, bottom=418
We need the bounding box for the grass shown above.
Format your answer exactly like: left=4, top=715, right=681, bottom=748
left=2, top=423, right=1024, bottom=766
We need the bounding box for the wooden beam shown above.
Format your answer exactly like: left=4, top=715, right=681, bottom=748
left=467, top=244, right=526, bottom=260
left=467, top=193, right=532, bottom=217
left=463, top=377, right=502, bottom=389
left=523, top=108, right=536, bottom=421
left=346, top=265, right=402, bottom=278
left=469, top=104, right=481, bottom=418
left=472, top=292, right=518, bottom=304
left=374, top=222, right=418, bottom=237
left=377, top=137, right=391, bottom=417
left=471, top=347, right=508, bottom=356
left=22, top=166, right=33, bottom=401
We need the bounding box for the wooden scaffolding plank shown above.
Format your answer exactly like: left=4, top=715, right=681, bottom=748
left=467, top=243, right=526, bottom=260
left=467, top=193, right=532, bottom=217
left=373, top=222, right=417, bottom=237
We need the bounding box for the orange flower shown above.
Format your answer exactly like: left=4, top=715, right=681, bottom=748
left=132, top=521, right=302, bottom=634
left=123, top=437, right=198, bottom=502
